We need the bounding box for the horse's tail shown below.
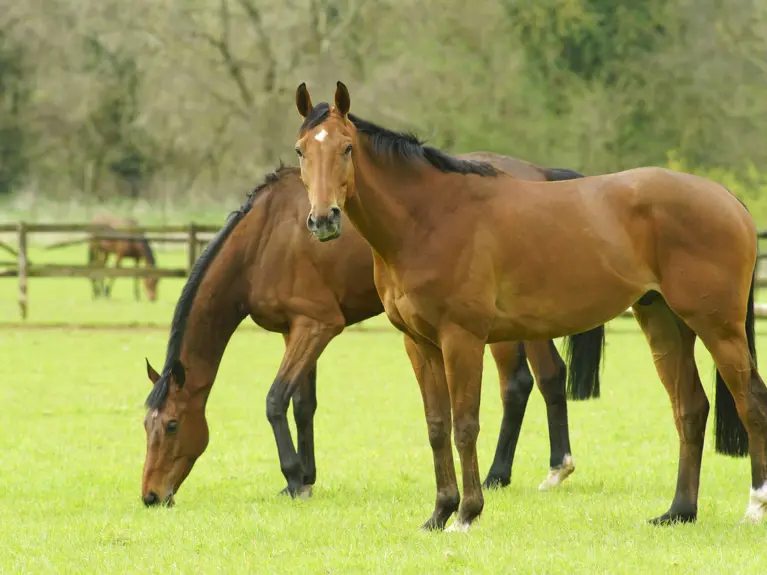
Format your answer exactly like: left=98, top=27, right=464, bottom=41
left=563, top=325, right=605, bottom=400
left=714, top=261, right=755, bottom=457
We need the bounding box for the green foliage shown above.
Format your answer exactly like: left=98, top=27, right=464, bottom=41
left=76, top=36, right=156, bottom=199
left=5, top=0, right=767, bottom=208
left=0, top=27, right=31, bottom=196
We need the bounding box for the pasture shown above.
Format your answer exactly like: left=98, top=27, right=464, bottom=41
left=1, top=247, right=766, bottom=573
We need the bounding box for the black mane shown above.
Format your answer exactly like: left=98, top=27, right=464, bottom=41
left=145, top=163, right=293, bottom=410
left=299, top=102, right=496, bottom=177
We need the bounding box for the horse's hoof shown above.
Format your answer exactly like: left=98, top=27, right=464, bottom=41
left=298, top=484, right=313, bottom=500
left=743, top=484, right=767, bottom=524
left=538, top=455, right=575, bottom=491
left=648, top=511, right=697, bottom=526
left=445, top=520, right=471, bottom=533
left=482, top=475, right=510, bottom=490
left=419, top=517, right=444, bottom=532
left=278, top=484, right=313, bottom=499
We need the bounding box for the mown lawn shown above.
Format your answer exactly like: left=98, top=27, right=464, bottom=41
left=0, top=249, right=766, bottom=573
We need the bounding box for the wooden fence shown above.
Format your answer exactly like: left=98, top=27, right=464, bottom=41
left=2, top=222, right=767, bottom=321
left=0, top=222, right=220, bottom=319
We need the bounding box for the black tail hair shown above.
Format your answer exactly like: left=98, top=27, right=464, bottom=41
left=563, top=326, right=605, bottom=400
left=714, top=263, right=755, bottom=457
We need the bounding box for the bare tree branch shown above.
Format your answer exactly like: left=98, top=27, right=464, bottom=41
left=189, top=0, right=255, bottom=110
left=236, top=0, right=277, bottom=93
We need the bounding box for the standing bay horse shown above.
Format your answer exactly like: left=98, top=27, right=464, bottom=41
left=88, top=215, right=158, bottom=302
left=292, top=81, right=763, bottom=531
left=140, top=160, right=606, bottom=507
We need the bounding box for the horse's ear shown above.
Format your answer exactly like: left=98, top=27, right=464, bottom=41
left=146, top=358, right=160, bottom=385
left=296, top=83, right=313, bottom=118
left=170, top=359, right=186, bottom=389
left=334, top=81, right=350, bottom=117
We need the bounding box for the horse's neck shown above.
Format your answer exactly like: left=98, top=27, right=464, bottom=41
left=347, top=147, right=422, bottom=259
left=177, top=252, right=247, bottom=405
left=141, top=244, right=155, bottom=266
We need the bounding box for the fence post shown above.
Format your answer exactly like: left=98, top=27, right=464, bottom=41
left=187, top=223, right=197, bottom=274
left=17, top=221, right=28, bottom=320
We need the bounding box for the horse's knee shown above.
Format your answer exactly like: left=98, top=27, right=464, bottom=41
left=678, top=394, right=710, bottom=441
left=503, top=360, right=534, bottom=407
left=426, top=416, right=450, bottom=450
left=537, top=362, right=567, bottom=405
left=453, top=416, right=479, bottom=451
left=744, top=373, right=767, bottom=428
left=266, top=386, right=288, bottom=424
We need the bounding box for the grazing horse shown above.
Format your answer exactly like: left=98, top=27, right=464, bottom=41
left=140, top=160, right=605, bottom=507
left=88, top=215, right=158, bottom=302
left=291, top=81, right=763, bottom=531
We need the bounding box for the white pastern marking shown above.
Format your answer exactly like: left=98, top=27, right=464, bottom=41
left=743, top=482, right=767, bottom=524
left=445, top=521, right=471, bottom=533
left=298, top=484, right=313, bottom=500
left=538, top=454, right=575, bottom=491
left=314, top=129, right=328, bottom=142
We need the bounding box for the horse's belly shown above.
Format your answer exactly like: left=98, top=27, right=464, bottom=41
left=488, top=281, right=642, bottom=342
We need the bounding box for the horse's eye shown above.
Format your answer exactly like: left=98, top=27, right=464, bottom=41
left=165, top=420, right=179, bottom=435
left=295, top=147, right=303, bottom=158
left=344, top=144, right=353, bottom=155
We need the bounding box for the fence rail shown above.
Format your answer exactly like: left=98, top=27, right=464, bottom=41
left=0, top=221, right=221, bottom=319
left=3, top=221, right=767, bottom=322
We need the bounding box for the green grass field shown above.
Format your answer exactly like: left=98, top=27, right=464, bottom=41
left=1, top=247, right=767, bottom=573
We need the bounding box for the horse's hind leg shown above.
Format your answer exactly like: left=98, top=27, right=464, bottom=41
left=483, top=342, right=531, bottom=489
left=633, top=297, right=707, bottom=524
left=687, top=319, right=767, bottom=522
left=291, top=363, right=318, bottom=493
left=526, top=340, right=575, bottom=491
left=482, top=340, right=574, bottom=491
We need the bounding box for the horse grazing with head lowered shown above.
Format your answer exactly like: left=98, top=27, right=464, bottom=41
left=88, top=215, right=158, bottom=302
left=291, top=81, right=763, bottom=532
left=140, top=158, right=606, bottom=507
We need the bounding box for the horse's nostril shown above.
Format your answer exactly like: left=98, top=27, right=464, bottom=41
left=329, top=206, right=341, bottom=220
left=143, top=492, right=159, bottom=507
left=306, top=214, right=317, bottom=230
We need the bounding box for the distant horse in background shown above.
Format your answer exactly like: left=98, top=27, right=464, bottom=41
left=88, top=215, right=158, bottom=302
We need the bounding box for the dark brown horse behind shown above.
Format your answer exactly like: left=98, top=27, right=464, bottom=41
left=139, top=158, right=606, bottom=508
left=292, top=82, right=763, bottom=531
left=88, top=215, right=158, bottom=302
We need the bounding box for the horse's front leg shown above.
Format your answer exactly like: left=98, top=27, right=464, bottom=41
left=267, top=318, right=343, bottom=497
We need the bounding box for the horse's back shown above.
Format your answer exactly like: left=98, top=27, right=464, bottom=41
left=458, top=152, right=547, bottom=182
left=91, top=214, right=138, bottom=229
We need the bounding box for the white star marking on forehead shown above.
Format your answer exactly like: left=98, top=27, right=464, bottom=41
left=314, top=129, right=328, bottom=142
left=151, top=409, right=159, bottom=419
